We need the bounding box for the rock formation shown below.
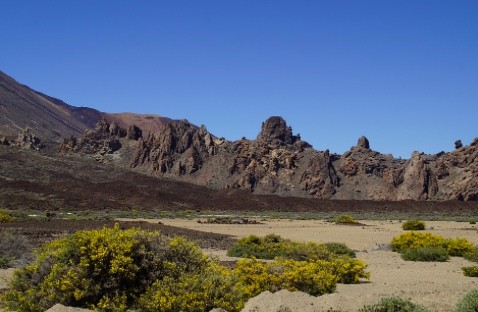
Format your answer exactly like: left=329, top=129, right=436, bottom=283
left=66, top=117, right=478, bottom=201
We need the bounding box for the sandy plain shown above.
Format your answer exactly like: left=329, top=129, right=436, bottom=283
left=155, top=218, right=478, bottom=312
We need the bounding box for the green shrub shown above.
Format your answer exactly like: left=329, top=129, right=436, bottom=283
left=323, top=242, right=356, bottom=258
left=402, top=220, right=425, bottom=231
left=0, top=209, right=13, bottom=223
left=358, top=296, right=429, bottom=312
left=456, top=289, right=478, bottom=312
left=1, top=224, right=210, bottom=312
left=462, top=266, right=478, bottom=277
left=335, top=214, right=358, bottom=224
left=227, top=234, right=355, bottom=261
left=401, top=247, right=449, bottom=262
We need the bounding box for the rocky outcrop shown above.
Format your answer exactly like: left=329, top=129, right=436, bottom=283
left=11, top=128, right=45, bottom=150
left=257, top=116, right=299, bottom=145
left=130, top=121, right=214, bottom=175
left=64, top=116, right=478, bottom=201
left=59, top=119, right=141, bottom=157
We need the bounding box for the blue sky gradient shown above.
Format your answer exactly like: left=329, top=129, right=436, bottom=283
left=1, top=1, right=477, bottom=158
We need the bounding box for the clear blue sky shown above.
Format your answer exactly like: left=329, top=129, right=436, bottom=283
left=1, top=1, right=477, bottom=158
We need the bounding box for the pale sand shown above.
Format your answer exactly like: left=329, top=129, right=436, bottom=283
left=145, top=218, right=478, bottom=311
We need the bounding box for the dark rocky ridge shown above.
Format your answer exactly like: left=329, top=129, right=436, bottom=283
left=61, top=116, right=478, bottom=201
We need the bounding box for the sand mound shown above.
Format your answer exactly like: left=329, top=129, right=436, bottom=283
left=45, top=304, right=92, bottom=312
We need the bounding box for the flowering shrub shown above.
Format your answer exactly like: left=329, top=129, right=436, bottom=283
left=462, top=266, right=478, bottom=277
left=402, top=220, right=425, bottom=230
left=391, top=232, right=476, bottom=263
left=1, top=227, right=370, bottom=312
left=1, top=224, right=209, bottom=312
left=391, top=232, right=445, bottom=252
left=0, top=209, right=13, bottom=223
left=335, top=214, right=358, bottom=224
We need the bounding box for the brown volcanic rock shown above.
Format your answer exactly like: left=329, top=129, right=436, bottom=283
left=257, top=116, right=298, bottom=145
left=130, top=121, right=214, bottom=175
left=126, top=117, right=478, bottom=201
left=59, top=119, right=133, bottom=156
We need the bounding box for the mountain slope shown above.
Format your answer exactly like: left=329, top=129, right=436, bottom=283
left=0, top=71, right=103, bottom=142
left=0, top=71, right=186, bottom=142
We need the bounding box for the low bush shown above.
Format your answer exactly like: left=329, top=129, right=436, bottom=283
left=138, top=264, right=245, bottom=312
left=1, top=224, right=210, bottom=312
left=401, top=247, right=449, bottom=262
left=227, top=234, right=356, bottom=261
left=1, top=226, right=370, bottom=312
left=335, top=214, right=358, bottom=224
left=358, top=296, right=429, bottom=312
left=445, top=238, right=476, bottom=257
left=402, top=220, right=425, bottom=231
left=323, top=242, right=356, bottom=258
left=464, top=248, right=478, bottom=263
left=456, top=289, right=478, bottom=312
left=462, top=266, right=478, bottom=277
left=0, top=209, right=13, bottom=223
left=391, top=232, right=445, bottom=253
left=0, top=230, right=31, bottom=268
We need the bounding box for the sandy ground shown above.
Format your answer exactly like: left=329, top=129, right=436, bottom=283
left=154, top=218, right=478, bottom=312
left=2, top=219, right=478, bottom=311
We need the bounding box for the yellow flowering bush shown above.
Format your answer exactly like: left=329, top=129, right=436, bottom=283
left=138, top=264, right=246, bottom=312
left=391, top=232, right=446, bottom=252
left=1, top=224, right=209, bottom=312
left=2, top=227, right=370, bottom=312
left=0, top=209, right=13, bottom=223
left=391, top=232, right=476, bottom=263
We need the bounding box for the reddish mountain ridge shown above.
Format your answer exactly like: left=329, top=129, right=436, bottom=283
left=0, top=71, right=183, bottom=142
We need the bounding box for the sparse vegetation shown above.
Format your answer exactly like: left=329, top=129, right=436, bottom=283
left=455, top=289, right=478, bottom=312
left=0, top=230, right=31, bottom=268
left=0, top=225, right=369, bottom=312
left=358, top=296, right=430, bottom=312
left=402, top=220, right=425, bottom=230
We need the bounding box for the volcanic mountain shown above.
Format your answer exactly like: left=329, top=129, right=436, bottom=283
left=2, top=70, right=478, bottom=202
left=0, top=71, right=183, bottom=143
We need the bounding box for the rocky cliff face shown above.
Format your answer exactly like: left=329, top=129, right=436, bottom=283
left=67, top=116, right=478, bottom=201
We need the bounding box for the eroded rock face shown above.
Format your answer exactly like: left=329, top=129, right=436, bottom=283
left=64, top=117, right=478, bottom=201
left=59, top=119, right=138, bottom=156
left=13, top=128, right=45, bottom=150
left=130, top=121, right=215, bottom=175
